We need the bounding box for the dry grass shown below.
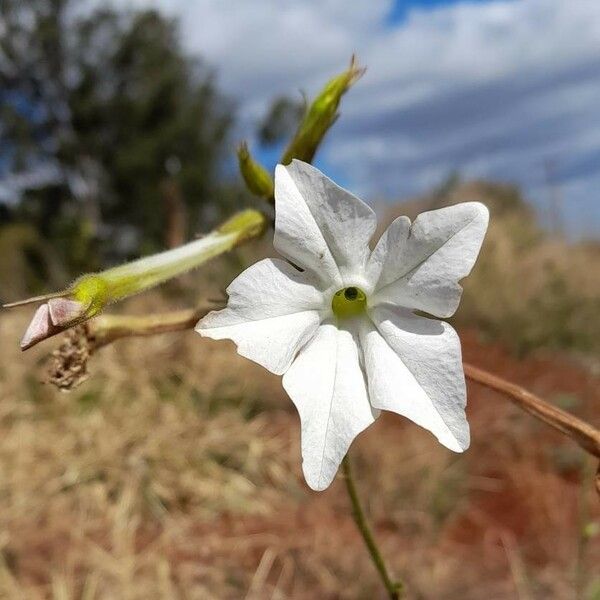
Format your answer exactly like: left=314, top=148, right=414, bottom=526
left=0, top=183, right=599, bottom=598
left=0, top=293, right=599, bottom=599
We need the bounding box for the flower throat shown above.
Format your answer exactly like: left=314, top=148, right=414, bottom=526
left=331, top=286, right=367, bottom=318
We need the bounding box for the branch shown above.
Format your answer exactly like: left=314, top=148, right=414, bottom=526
left=86, top=306, right=217, bottom=351
left=463, top=363, right=600, bottom=459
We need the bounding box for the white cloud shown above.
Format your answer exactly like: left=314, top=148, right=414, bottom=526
left=111, top=0, right=600, bottom=237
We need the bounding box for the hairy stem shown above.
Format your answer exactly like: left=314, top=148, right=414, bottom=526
left=341, top=455, right=403, bottom=599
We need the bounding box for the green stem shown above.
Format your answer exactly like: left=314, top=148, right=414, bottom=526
left=341, top=455, right=403, bottom=599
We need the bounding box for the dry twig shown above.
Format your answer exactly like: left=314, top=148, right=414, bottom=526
left=463, top=363, right=600, bottom=459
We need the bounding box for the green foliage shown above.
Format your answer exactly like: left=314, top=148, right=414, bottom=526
left=0, top=1, right=235, bottom=269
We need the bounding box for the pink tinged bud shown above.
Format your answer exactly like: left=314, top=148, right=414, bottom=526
left=21, top=304, right=57, bottom=351
left=20, top=298, right=88, bottom=351
left=47, top=297, right=87, bottom=327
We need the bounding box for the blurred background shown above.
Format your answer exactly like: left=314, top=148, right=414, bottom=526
left=0, top=1, right=599, bottom=598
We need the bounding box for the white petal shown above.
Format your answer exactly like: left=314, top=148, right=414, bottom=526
left=274, top=160, right=376, bottom=287
left=196, top=258, right=325, bottom=375
left=365, top=215, right=411, bottom=288
left=370, top=203, right=489, bottom=317
left=367, top=305, right=469, bottom=451
left=283, top=320, right=376, bottom=491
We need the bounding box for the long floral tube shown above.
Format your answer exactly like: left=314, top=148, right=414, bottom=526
left=5, top=209, right=267, bottom=351
left=81, top=209, right=265, bottom=307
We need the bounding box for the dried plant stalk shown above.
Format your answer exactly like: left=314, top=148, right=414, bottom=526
left=463, top=363, right=600, bottom=458
left=68, top=312, right=600, bottom=460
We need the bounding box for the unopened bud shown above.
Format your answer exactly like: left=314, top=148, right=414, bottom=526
left=281, top=56, right=365, bottom=165
left=6, top=209, right=268, bottom=350
left=237, top=142, right=275, bottom=201
left=20, top=297, right=90, bottom=350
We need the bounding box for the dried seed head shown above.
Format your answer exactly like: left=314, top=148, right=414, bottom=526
left=47, top=326, right=92, bottom=391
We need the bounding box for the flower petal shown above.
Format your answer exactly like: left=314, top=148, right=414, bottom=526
left=196, top=258, right=325, bottom=375
left=364, top=215, right=411, bottom=289
left=283, top=319, right=376, bottom=491
left=370, top=203, right=489, bottom=317
left=367, top=305, right=470, bottom=452
left=274, top=160, right=376, bottom=287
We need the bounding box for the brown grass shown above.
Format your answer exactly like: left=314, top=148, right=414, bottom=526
left=0, top=293, right=599, bottom=599
left=1, top=182, right=599, bottom=598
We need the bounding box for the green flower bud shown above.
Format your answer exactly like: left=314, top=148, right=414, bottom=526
left=281, top=56, right=365, bottom=165
left=237, top=142, right=275, bottom=201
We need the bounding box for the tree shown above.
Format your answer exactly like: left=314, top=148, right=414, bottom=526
left=0, top=0, right=234, bottom=270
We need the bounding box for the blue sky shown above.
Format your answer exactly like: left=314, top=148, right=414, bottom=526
left=157, top=0, right=596, bottom=239
left=386, top=0, right=490, bottom=24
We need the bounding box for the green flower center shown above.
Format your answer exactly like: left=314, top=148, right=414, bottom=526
left=331, top=286, right=367, bottom=318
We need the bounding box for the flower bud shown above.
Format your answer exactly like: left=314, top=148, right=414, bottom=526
left=237, top=142, right=275, bottom=201
left=281, top=56, right=365, bottom=165
left=20, top=297, right=91, bottom=351
left=7, top=209, right=268, bottom=350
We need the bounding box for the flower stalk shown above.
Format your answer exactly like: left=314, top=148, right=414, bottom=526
left=54, top=307, right=600, bottom=499
left=57, top=306, right=600, bottom=466
left=88, top=306, right=217, bottom=351
left=342, top=455, right=404, bottom=599
left=463, top=363, right=600, bottom=459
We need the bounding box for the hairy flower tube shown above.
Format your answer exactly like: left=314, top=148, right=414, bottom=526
left=197, top=160, right=489, bottom=491
left=13, top=209, right=267, bottom=350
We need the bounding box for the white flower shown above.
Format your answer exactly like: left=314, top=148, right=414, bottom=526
left=197, top=160, right=489, bottom=491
